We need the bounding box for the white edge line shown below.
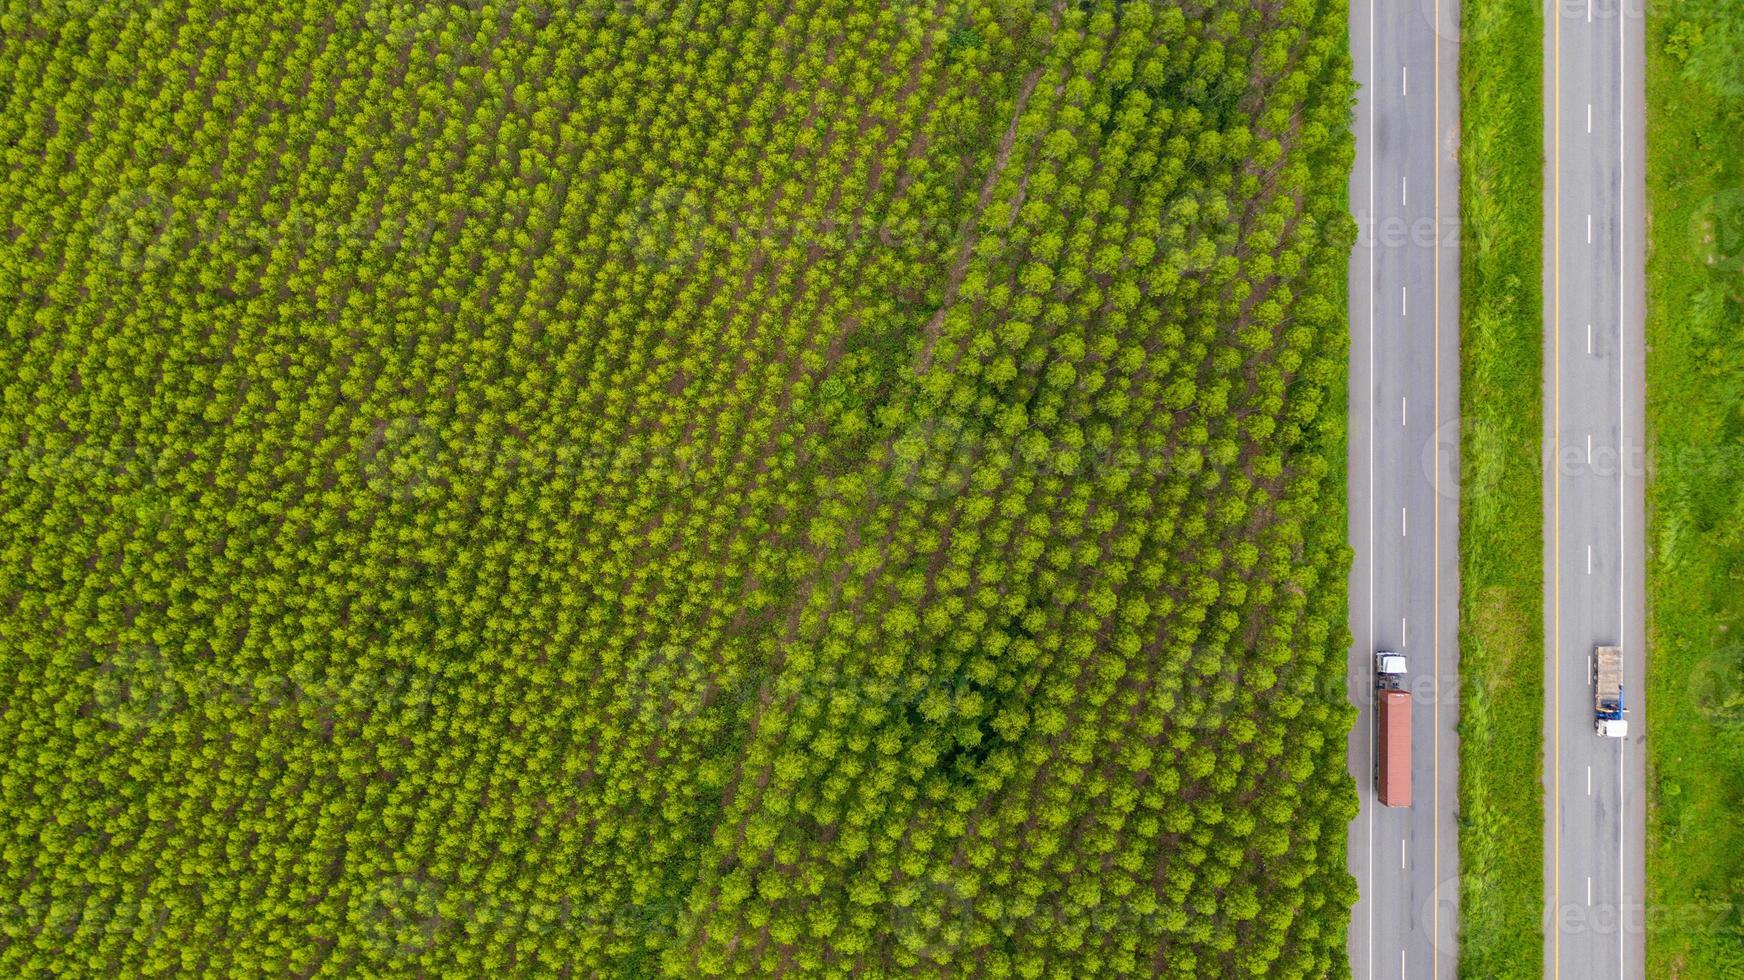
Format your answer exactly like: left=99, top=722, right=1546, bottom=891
left=1617, top=2, right=1628, bottom=975
left=1552, top=1, right=1562, bottom=969
left=1366, top=0, right=1376, bottom=972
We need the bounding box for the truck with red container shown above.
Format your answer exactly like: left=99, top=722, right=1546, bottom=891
left=1376, top=651, right=1411, bottom=808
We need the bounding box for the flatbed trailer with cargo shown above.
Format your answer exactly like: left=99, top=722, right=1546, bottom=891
left=1594, top=644, right=1627, bottom=737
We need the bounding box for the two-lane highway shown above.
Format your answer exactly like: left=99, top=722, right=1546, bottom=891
left=1345, top=0, right=1461, bottom=974
left=1542, top=0, right=1646, bottom=976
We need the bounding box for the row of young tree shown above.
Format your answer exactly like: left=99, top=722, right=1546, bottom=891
left=0, top=0, right=1358, bottom=975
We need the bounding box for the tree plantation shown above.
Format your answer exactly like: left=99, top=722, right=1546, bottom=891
left=0, top=0, right=1358, bottom=976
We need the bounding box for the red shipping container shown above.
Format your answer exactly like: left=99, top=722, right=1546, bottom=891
left=1377, top=689, right=1412, bottom=808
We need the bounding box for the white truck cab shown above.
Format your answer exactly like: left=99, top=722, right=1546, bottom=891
left=1375, top=650, right=1407, bottom=684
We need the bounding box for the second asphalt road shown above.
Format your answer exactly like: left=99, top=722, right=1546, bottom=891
left=1541, top=0, right=1647, bottom=976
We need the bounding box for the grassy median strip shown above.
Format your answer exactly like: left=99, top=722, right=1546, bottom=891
left=1643, top=1, right=1744, bottom=974
left=1456, top=0, right=1545, bottom=973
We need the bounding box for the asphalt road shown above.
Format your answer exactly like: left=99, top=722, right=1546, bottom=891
left=1541, top=0, right=1647, bottom=976
left=1344, top=0, right=1461, bottom=974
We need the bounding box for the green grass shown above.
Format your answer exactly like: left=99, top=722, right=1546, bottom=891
left=1455, top=0, right=1544, bottom=973
left=1643, top=1, right=1744, bottom=975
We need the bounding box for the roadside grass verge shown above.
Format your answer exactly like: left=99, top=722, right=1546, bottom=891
left=1643, top=1, right=1744, bottom=974
left=1456, top=0, right=1544, bottom=973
